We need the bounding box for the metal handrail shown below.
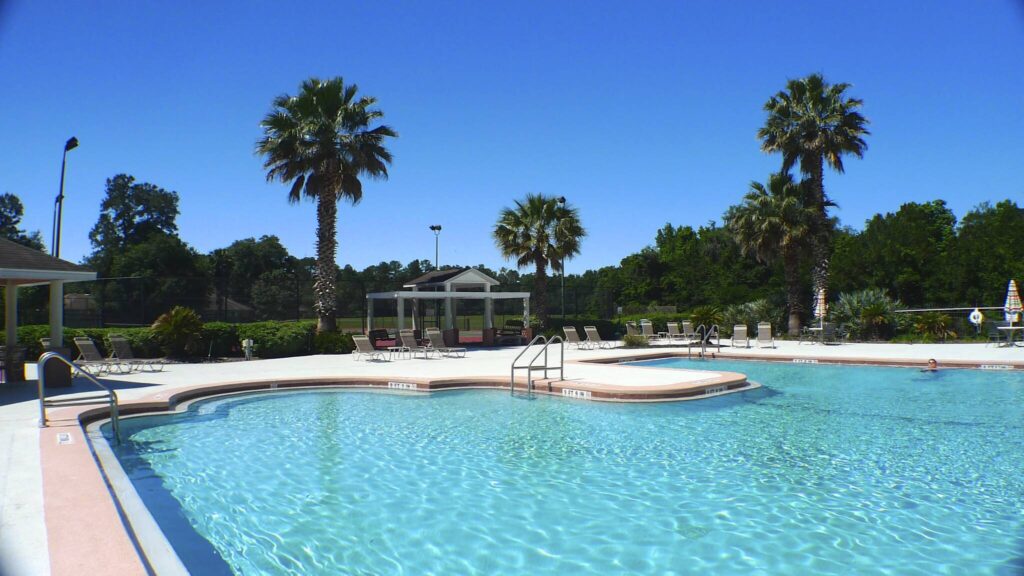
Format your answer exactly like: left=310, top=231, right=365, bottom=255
left=510, top=335, right=565, bottom=395
left=38, top=352, right=120, bottom=443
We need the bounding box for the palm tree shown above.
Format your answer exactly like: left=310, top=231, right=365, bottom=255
left=725, top=173, right=822, bottom=336
left=757, top=73, right=869, bottom=299
left=257, top=77, right=396, bottom=332
left=493, top=194, right=585, bottom=328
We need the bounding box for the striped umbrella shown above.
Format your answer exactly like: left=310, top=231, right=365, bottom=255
left=1005, top=279, right=1022, bottom=323
left=813, top=287, right=827, bottom=326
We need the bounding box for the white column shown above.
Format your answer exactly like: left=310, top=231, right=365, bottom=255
left=397, top=297, right=405, bottom=330
left=49, top=281, right=64, bottom=347
left=366, top=296, right=374, bottom=331
left=522, top=297, right=530, bottom=326
left=483, top=285, right=493, bottom=329
left=445, top=292, right=455, bottom=330
left=411, top=287, right=419, bottom=331
left=5, top=281, right=17, bottom=348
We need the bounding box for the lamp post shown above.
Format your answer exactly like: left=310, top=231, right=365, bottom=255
left=557, top=196, right=566, bottom=320
left=52, top=136, right=79, bottom=258
left=429, top=225, right=442, bottom=270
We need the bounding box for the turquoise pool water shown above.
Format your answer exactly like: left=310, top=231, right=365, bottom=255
left=111, top=361, right=1024, bottom=575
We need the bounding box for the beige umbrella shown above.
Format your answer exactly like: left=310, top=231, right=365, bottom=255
left=813, top=287, right=827, bottom=328
left=1005, top=279, right=1022, bottom=324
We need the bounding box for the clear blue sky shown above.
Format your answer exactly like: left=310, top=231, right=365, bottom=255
left=2, top=1, right=1022, bottom=274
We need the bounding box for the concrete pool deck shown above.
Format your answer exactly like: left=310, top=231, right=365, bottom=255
left=1, top=340, right=1021, bottom=575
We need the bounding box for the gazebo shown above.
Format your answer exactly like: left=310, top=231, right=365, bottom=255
left=0, top=238, right=96, bottom=380
left=365, top=268, right=529, bottom=341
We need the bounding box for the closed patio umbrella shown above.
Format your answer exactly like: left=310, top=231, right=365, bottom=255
left=1005, top=279, right=1022, bottom=324
left=813, top=287, right=827, bottom=327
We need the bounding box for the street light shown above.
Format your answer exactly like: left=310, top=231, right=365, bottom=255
left=557, top=196, right=566, bottom=320
left=52, top=136, right=79, bottom=258
left=429, top=225, right=442, bottom=270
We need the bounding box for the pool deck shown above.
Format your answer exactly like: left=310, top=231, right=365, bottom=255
left=0, top=340, right=1020, bottom=575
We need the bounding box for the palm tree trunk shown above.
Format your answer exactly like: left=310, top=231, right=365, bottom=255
left=783, top=249, right=803, bottom=336
left=808, top=157, right=830, bottom=300
left=314, top=190, right=338, bottom=333
left=533, top=255, right=549, bottom=328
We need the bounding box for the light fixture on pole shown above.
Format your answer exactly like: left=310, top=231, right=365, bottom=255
left=52, top=136, right=79, bottom=258
left=429, top=225, right=442, bottom=270
left=557, top=196, right=566, bottom=320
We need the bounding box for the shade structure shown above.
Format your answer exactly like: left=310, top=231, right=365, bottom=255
left=813, top=287, right=827, bottom=325
left=1005, top=280, right=1022, bottom=323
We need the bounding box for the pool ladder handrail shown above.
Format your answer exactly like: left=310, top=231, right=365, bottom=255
left=38, top=351, right=121, bottom=444
left=687, top=324, right=722, bottom=358
left=510, top=334, right=565, bottom=395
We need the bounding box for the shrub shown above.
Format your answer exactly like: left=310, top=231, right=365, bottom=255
left=202, top=322, right=241, bottom=357
left=622, top=334, right=649, bottom=348
left=7, top=326, right=161, bottom=359
left=314, top=331, right=355, bottom=354
left=914, top=312, right=957, bottom=341
left=831, top=289, right=904, bottom=341
left=690, top=305, right=724, bottom=330
left=236, top=321, right=316, bottom=358
left=151, top=306, right=204, bottom=357
left=722, top=299, right=786, bottom=338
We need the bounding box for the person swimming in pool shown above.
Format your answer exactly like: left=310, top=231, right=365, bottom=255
left=922, top=358, right=939, bottom=372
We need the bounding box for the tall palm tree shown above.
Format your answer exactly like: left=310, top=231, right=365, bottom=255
left=725, top=173, right=823, bottom=336
left=493, top=194, right=585, bottom=328
left=257, top=77, right=396, bottom=332
left=757, top=73, right=869, bottom=299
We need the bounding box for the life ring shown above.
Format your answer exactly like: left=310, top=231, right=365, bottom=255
left=968, top=308, right=984, bottom=326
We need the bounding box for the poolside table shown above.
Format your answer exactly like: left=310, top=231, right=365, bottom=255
left=997, top=325, right=1023, bottom=347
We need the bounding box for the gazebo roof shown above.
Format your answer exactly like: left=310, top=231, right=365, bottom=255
left=0, top=238, right=96, bottom=285
left=404, top=267, right=499, bottom=288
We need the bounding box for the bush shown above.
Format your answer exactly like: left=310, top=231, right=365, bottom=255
left=622, top=334, right=649, bottom=348
left=314, top=331, right=355, bottom=354
left=4, top=326, right=161, bottom=359
left=236, top=321, right=316, bottom=358
left=831, top=289, right=904, bottom=341
left=690, top=305, right=724, bottom=330
left=152, top=306, right=204, bottom=357
left=202, top=322, right=241, bottom=357
left=914, top=312, right=957, bottom=341
left=722, top=299, right=786, bottom=338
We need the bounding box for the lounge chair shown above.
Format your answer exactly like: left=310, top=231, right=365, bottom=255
left=731, top=325, right=749, bottom=348
left=666, top=322, right=688, bottom=343
left=425, top=329, right=467, bottom=358
left=756, top=322, right=775, bottom=348
left=562, top=326, right=592, bottom=350
left=72, top=337, right=126, bottom=375
left=584, top=326, right=613, bottom=349
left=399, top=330, right=435, bottom=359
left=640, top=320, right=662, bottom=342
left=681, top=321, right=698, bottom=342
left=108, top=335, right=165, bottom=372
left=352, top=335, right=389, bottom=361
left=625, top=321, right=640, bottom=337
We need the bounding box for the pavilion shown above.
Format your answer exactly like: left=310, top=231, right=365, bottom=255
left=365, top=268, right=529, bottom=337
left=0, top=238, right=96, bottom=380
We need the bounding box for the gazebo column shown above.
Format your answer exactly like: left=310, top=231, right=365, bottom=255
left=397, top=296, right=405, bottom=330
left=483, top=285, right=493, bottom=329
left=49, top=280, right=64, bottom=346
left=445, top=296, right=455, bottom=330
left=522, top=297, right=530, bottom=325
left=411, top=287, right=419, bottom=331
left=5, top=281, right=17, bottom=347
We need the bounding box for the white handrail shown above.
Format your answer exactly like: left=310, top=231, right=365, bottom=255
left=510, top=335, right=565, bottom=395
left=38, top=352, right=121, bottom=443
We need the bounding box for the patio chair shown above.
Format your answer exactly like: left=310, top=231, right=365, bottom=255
left=756, top=322, right=775, bottom=348
left=822, top=322, right=839, bottom=345
left=640, top=320, right=662, bottom=342
left=584, top=326, right=613, bottom=349
left=731, top=325, right=749, bottom=348
left=625, top=321, right=640, bottom=337
left=681, top=321, right=698, bottom=342
left=987, top=321, right=1009, bottom=347
left=352, top=335, right=389, bottom=361
left=666, top=322, right=688, bottom=342
left=425, top=329, right=467, bottom=358
left=108, top=335, right=165, bottom=372
left=562, top=326, right=592, bottom=350
left=399, top=330, right=435, bottom=359
left=72, top=336, right=126, bottom=375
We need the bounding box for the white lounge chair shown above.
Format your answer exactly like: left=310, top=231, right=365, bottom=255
left=426, top=329, right=467, bottom=358
left=625, top=321, right=640, bottom=337
left=108, top=335, right=165, bottom=372
left=72, top=337, right=126, bottom=375
left=399, top=330, right=435, bottom=359
left=352, top=335, right=389, bottom=361
left=731, top=325, right=749, bottom=348
left=584, top=326, right=613, bottom=349
left=756, top=322, right=775, bottom=348
left=563, top=326, right=592, bottom=350
left=640, top=320, right=662, bottom=342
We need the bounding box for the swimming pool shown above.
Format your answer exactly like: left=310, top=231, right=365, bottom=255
left=108, top=360, right=1024, bottom=574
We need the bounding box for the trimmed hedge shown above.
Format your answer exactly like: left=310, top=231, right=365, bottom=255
left=5, top=320, right=354, bottom=360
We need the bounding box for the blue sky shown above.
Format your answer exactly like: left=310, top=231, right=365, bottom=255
left=1, top=1, right=1022, bottom=274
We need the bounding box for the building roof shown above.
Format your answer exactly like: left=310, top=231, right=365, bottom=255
left=0, top=238, right=96, bottom=284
